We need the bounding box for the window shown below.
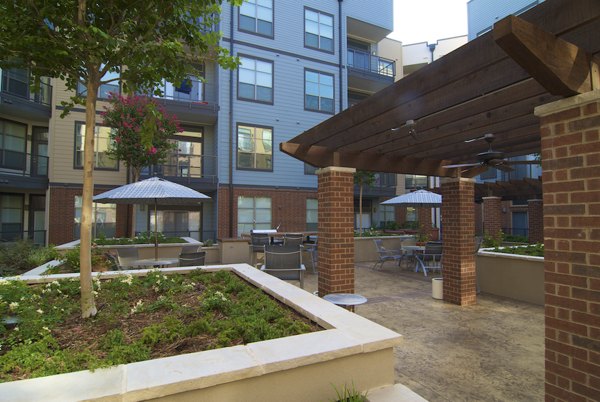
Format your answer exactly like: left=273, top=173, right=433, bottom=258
left=237, top=196, right=271, bottom=235
left=406, top=207, right=417, bottom=222
left=305, top=70, right=334, bottom=113
left=74, top=123, right=118, bottom=170
left=306, top=199, right=318, bottom=231
left=238, top=56, right=273, bottom=103
left=0, top=194, right=24, bottom=242
left=239, top=0, right=273, bottom=37
left=305, top=8, right=333, bottom=52
left=405, top=175, right=427, bottom=190
left=77, top=66, right=120, bottom=99
left=73, top=196, right=117, bottom=239
left=237, top=124, right=273, bottom=170
left=380, top=205, right=395, bottom=228
left=304, top=163, right=318, bottom=175
left=0, top=118, right=27, bottom=170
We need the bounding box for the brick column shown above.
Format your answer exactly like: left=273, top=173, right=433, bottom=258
left=535, top=91, right=600, bottom=401
left=317, top=167, right=356, bottom=297
left=482, top=196, right=503, bottom=239
left=441, top=178, right=476, bottom=306
left=417, top=207, right=432, bottom=230
left=527, top=199, right=543, bottom=244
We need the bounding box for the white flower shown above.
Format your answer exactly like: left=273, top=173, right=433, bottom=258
left=130, top=300, right=144, bottom=314
left=0, top=279, right=9, bottom=286
left=13, top=326, right=19, bottom=332
left=42, top=326, right=50, bottom=332
left=36, top=309, right=44, bottom=314
left=9, top=302, right=18, bottom=311
left=120, top=275, right=134, bottom=285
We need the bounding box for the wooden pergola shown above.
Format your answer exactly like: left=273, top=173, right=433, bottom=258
left=280, top=1, right=600, bottom=400
left=281, top=0, right=599, bottom=178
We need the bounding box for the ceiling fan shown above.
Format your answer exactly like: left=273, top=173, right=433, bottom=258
left=443, top=133, right=538, bottom=173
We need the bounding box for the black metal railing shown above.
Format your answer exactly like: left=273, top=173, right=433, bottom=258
left=0, top=230, right=46, bottom=246
left=141, top=154, right=217, bottom=182
left=0, top=150, right=48, bottom=177
left=347, top=49, right=395, bottom=78
left=135, top=229, right=216, bottom=243
left=502, top=227, right=529, bottom=239
left=148, top=79, right=216, bottom=104
left=1, top=70, right=52, bottom=106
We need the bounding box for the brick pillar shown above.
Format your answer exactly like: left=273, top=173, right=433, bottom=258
left=317, top=166, right=356, bottom=297
left=527, top=199, right=543, bottom=244
left=535, top=91, right=600, bottom=401
left=441, top=178, right=476, bottom=306
left=417, top=207, right=432, bottom=229
left=482, top=196, right=503, bottom=238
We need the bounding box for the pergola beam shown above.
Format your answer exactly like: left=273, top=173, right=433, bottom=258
left=494, top=15, right=599, bottom=96
left=279, top=142, right=458, bottom=177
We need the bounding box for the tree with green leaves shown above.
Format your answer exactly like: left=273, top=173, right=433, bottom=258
left=354, top=171, right=376, bottom=236
left=0, top=0, right=240, bottom=318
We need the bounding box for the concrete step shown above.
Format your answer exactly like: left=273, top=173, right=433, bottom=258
left=367, top=383, right=428, bottom=402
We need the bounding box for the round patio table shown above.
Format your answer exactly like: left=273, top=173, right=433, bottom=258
left=323, top=293, right=367, bottom=312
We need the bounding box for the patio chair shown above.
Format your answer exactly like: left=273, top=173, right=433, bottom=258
left=260, top=245, right=306, bottom=289
left=415, top=241, right=443, bottom=277
left=104, top=252, right=121, bottom=271
left=178, top=251, right=206, bottom=267
left=116, top=247, right=140, bottom=269
left=283, top=233, right=304, bottom=248
left=249, top=232, right=270, bottom=266
left=373, top=239, right=405, bottom=270
left=304, top=237, right=318, bottom=274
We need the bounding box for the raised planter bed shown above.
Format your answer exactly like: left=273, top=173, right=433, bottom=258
left=476, top=248, right=544, bottom=305
left=0, top=264, right=401, bottom=401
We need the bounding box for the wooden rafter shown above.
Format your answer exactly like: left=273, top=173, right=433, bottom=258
left=494, top=15, right=599, bottom=96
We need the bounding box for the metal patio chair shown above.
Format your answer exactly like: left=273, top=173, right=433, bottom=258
left=178, top=251, right=206, bottom=267
left=116, top=247, right=140, bottom=269
left=260, top=245, right=306, bottom=289
left=373, top=239, right=405, bottom=270
left=249, top=232, right=270, bottom=267
left=415, top=241, right=443, bottom=277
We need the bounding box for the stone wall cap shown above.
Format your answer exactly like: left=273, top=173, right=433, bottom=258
left=534, top=90, right=600, bottom=117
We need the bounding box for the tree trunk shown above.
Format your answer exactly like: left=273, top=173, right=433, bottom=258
left=359, top=184, right=363, bottom=236
left=80, top=77, right=99, bottom=319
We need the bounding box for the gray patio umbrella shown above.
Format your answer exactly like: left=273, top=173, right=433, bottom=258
left=93, top=177, right=210, bottom=259
left=380, top=189, right=442, bottom=207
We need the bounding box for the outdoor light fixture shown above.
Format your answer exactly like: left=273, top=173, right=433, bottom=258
left=390, top=120, right=417, bottom=138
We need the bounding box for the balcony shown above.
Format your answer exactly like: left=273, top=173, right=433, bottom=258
left=347, top=49, right=395, bottom=93
left=140, top=154, right=218, bottom=191
left=0, top=150, right=49, bottom=190
left=0, top=70, right=52, bottom=120
left=149, top=78, right=218, bottom=124
left=358, top=172, right=397, bottom=197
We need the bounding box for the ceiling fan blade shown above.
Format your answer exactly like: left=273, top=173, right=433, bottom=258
left=443, top=163, right=480, bottom=168
left=464, top=136, right=485, bottom=143
left=461, top=165, right=490, bottom=178
left=464, top=133, right=495, bottom=143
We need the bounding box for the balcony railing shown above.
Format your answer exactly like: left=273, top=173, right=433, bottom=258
left=0, top=150, right=48, bottom=177
left=141, top=154, right=217, bottom=182
left=1, top=70, right=52, bottom=106
left=347, top=49, right=395, bottom=78
left=0, top=229, right=46, bottom=246
left=148, top=78, right=217, bottom=104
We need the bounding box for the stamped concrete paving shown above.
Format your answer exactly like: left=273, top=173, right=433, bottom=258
left=303, top=263, right=544, bottom=402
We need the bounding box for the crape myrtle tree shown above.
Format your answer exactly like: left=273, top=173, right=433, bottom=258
left=354, top=171, right=376, bottom=236
left=0, top=0, right=240, bottom=318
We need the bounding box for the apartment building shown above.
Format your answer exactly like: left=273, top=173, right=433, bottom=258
left=468, top=0, right=545, bottom=40
left=0, top=0, right=398, bottom=245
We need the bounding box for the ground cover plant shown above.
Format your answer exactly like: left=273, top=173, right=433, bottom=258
left=0, top=270, right=320, bottom=382
left=94, top=233, right=185, bottom=245
left=490, top=243, right=544, bottom=257
left=0, top=241, right=59, bottom=277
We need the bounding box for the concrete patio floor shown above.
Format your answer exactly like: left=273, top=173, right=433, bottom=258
left=302, top=262, right=544, bottom=402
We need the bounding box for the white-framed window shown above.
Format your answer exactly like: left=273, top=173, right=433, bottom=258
left=74, top=123, right=118, bottom=170
left=380, top=205, right=395, bottom=227
left=237, top=196, right=272, bottom=236
left=73, top=196, right=117, bottom=238
left=239, top=0, right=273, bottom=37
left=0, top=194, right=23, bottom=241
left=304, top=8, right=333, bottom=52
left=305, top=69, right=334, bottom=113
left=306, top=199, right=318, bottom=231
left=237, top=124, right=273, bottom=170
left=238, top=56, right=273, bottom=103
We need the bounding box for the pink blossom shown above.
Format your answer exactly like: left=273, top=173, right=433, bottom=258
left=148, top=146, right=157, bottom=155
left=115, top=137, right=121, bottom=143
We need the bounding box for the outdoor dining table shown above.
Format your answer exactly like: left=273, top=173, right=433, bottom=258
left=323, top=293, right=367, bottom=312
left=132, top=258, right=179, bottom=268
left=402, top=245, right=425, bottom=270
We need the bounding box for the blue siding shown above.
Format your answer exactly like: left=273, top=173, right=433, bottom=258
left=467, top=0, right=544, bottom=40
left=344, top=0, right=393, bottom=33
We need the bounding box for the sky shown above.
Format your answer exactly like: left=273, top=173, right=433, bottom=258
left=388, top=0, right=469, bottom=45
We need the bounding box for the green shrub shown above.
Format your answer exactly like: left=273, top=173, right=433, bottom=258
left=503, top=234, right=529, bottom=243
left=0, top=241, right=59, bottom=277
left=491, top=243, right=544, bottom=257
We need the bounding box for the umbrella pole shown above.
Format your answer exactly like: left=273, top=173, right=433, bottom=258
left=154, top=200, right=158, bottom=260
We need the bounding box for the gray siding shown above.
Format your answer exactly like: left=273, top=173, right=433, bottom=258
left=344, top=0, right=393, bottom=32
left=467, top=0, right=544, bottom=40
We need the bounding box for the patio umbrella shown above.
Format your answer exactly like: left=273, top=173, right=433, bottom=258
left=93, top=177, right=210, bottom=259
left=380, top=189, right=442, bottom=207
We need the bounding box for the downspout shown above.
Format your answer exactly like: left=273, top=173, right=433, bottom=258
left=338, top=0, right=344, bottom=112
left=228, top=3, right=235, bottom=238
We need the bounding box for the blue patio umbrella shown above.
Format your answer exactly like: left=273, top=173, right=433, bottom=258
left=93, top=177, right=210, bottom=259
left=380, top=190, right=442, bottom=207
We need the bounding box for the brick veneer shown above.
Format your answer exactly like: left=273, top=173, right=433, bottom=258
left=482, top=196, right=503, bottom=238
left=48, top=185, right=128, bottom=245
left=528, top=199, right=544, bottom=244
left=417, top=207, right=432, bottom=230
left=317, top=167, right=356, bottom=297
left=441, top=178, right=476, bottom=306
left=217, top=186, right=318, bottom=239
left=536, top=91, right=600, bottom=401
